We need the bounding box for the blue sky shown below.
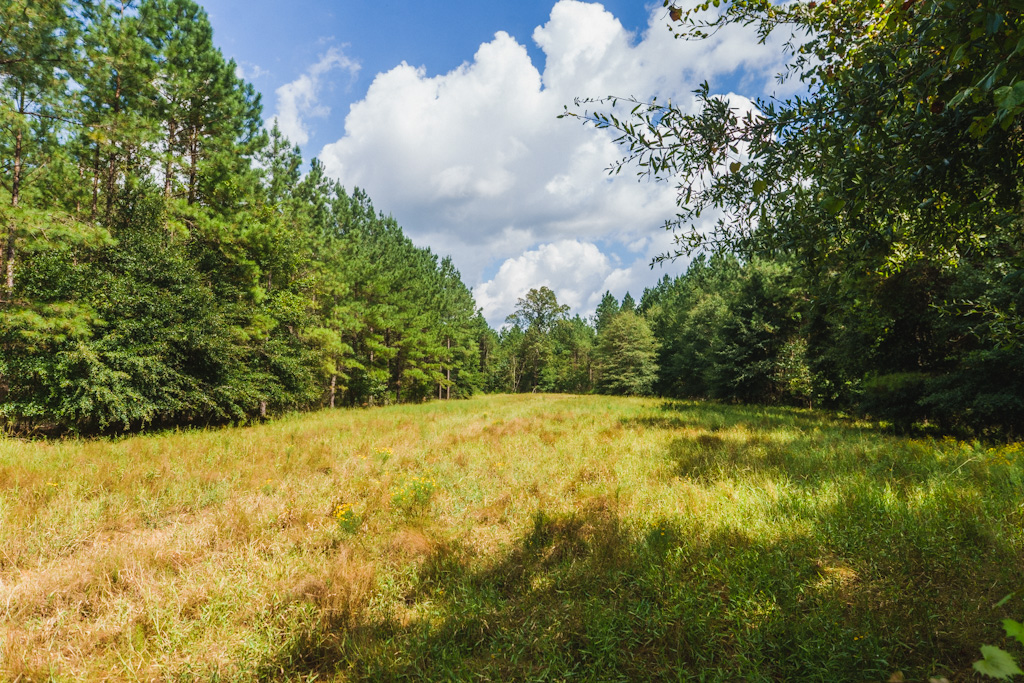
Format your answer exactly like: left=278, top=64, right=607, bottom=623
left=198, top=0, right=788, bottom=326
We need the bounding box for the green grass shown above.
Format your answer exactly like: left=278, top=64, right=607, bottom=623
left=1, top=394, right=1022, bottom=681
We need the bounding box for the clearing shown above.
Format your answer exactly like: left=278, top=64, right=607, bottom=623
left=1, top=394, right=1022, bottom=681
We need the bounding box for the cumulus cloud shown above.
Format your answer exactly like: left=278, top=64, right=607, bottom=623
left=317, top=0, right=788, bottom=324
left=475, top=240, right=621, bottom=324
left=272, top=47, right=359, bottom=147
left=473, top=227, right=697, bottom=327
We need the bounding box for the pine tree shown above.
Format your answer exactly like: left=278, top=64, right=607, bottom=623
left=141, top=0, right=263, bottom=209
left=595, top=311, right=659, bottom=396
left=77, top=0, right=161, bottom=223
left=0, top=0, right=78, bottom=299
left=593, top=291, right=619, bottom=334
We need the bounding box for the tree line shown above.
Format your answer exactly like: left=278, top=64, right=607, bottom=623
left=562, top=0, right=1023, bottom=438
left=5, top=0, right=1020, bottom=438
left=0, top=0, right=485, bottom=432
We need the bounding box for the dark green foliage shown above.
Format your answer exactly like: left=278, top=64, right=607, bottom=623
left=643, top=255, right=811, bottom=406
left=563, top=0, right=1024, bottom=436
left=592, top=290, right=619, bottom=334
left=858, top=373, right=931, bottom=435
left=594, top=311, right=659, bottom=396
left=487, top=287, right=596, bottom=394
left=0, top=0, right=484, bottom=432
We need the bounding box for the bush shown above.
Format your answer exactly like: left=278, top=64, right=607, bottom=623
left=858, top=372, right=931, bottom=433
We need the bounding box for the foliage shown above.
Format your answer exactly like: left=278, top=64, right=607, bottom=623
left=642, top=254, right=812, bottom=405
left=975, top=605, right=1024, bottom=680
left=0, top=0, right=484, bottom=432
left=594, top=310, right=659, bottom=395
left=563, top=0, right=1024, bottom=435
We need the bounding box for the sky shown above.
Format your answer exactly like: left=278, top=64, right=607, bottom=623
left=198, top=0, right=790, bottom=327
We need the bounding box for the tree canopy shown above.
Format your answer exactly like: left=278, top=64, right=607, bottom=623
left=0, top=0, right=485, bottom=432
left=562, top=0, right=1024, bottom=435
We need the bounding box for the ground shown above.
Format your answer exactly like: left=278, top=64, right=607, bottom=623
left=1, top=394, right=1022, bottom=681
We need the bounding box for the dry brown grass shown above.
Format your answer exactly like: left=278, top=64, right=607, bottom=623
left=0, top=394, right=1022, bottom=681
left=0, top=394, right=656, bottom=679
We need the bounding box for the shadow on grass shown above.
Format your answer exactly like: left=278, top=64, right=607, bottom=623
left=623, top=400, right=877, bottom=436
left=249, top=498, right=1020, bottom=682
left=625, top=401, right=1023, bottom=494
left=244, top=402, right=1024, bottom=681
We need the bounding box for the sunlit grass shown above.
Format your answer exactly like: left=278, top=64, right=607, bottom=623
left=1, top=394, right=1022, bottom=680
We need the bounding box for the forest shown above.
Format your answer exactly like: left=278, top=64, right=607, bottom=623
left=2, top=0, right=1023, bottom=439
left=0, top=0, right=489, bottom=431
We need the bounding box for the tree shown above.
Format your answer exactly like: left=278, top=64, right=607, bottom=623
left=0, top=0, right=78, bottom=299
left=551, top=315, right=596, bottom=393
left=142, top=0, right=264, bottom=210
left=567, top=0, right=1023, bottom=265
left=593, top=290, right=620, bottom=334
left=594, top=311, right=659, bottom=396
left=503, top=287, right=570, bottom=392
left=0, top=0, right=488, bottom=432
left=76, top=0, right=161, bottom=223
left=565, top=0, right=1024, bottom=433
left=506, top=286, right=569, bottom=333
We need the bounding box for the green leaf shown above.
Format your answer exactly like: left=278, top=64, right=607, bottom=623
left=1004, top=619, right=1024, bottom=648
left=820, top=196, right=846, bottom=214
left=974, top=646, right=1024, bottom=680
left=752, top=179, right=767, bottom=195
left=730, top=161, right=742, bottom=173
left=993, top=82, right=1024, bottom=111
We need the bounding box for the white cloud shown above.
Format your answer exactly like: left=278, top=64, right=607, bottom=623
left=272, top=47, right=359, bottom=147
left=235, top=61, right=268, bottom=81
left=473, top=231, right=693, bottom=327
left=317, top=0, right=788, bottom=324
left=474, top=240, right=620, bottom=326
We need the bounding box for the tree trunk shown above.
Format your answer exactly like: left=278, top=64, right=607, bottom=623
left=164, top=118, right=177, bottom=197
left=446, top=337, right=451, bottom=400
left=76, top=162, right=84, bottom=216
left=187, top=128, right=198, bottom=205
left=105, top=72, right=123, bottom=221
left=330, top=374, right=337, bottom=409
left=90, top=143, right=100, bottom=220
left=3, top=221, right=14, bottom=303
left=3, top=94, right=27, bottom=301
left=12, top=94, right=24, bottom=208
left=4, top=103, right=23, bottom=300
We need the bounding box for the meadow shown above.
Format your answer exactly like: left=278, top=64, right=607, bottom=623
left=1, top=394, right=1023, bottom=681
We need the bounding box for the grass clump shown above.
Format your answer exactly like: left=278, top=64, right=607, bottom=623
left=0, top=394, right=1022, bottom=681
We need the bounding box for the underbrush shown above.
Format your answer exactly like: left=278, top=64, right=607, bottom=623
left=1, top=395, right=1021, bottom=681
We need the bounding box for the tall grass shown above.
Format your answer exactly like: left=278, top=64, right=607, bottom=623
left=1, top=394, right=1022, bottom=680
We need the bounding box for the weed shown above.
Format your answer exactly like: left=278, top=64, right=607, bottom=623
left=391, top=475, right=437, bottom=513
left=332, top=502, right=360, bottom=534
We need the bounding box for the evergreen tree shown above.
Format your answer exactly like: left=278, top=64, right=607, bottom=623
left=0, top=0, right=79, bottom=298
left=595, top=311, right=659, bottom=396
left=76, top=0, right=161, bottom=223
left=620, top=291, right=636, bottom=314
left=593, top=291, right=619, bottom=335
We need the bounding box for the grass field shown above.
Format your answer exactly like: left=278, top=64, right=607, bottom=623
left=2, top=394, right=1023, bottom=681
